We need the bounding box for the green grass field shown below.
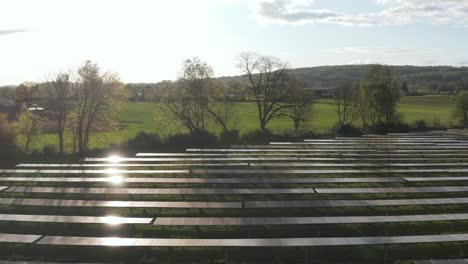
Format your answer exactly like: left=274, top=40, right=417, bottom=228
left=22, top=95, right=456, bottom=152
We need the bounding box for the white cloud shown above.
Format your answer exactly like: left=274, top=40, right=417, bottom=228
left=0, top=29, right=29, bottom=36
left=254, top=0, right=468, bottom=26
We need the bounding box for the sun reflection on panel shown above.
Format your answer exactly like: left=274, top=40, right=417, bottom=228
left=107, top=175, right=124, bottom=184
left=101, top=216, right=123, bottom=225
left=107, top=155, right=122, bottom=164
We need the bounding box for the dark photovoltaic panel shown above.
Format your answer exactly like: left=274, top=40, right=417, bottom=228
left=0, top=261, right=107, bottom=264
left=191, top=168, right=468, bottom=174
left=405, top=177, right=468, bottom=182
left=6, top=186, right=320, bottom=195
left=9, top=186, right=468, bottom=195
left=412, top=259, right=468, bottom=264
left=314, top=186, right=468, bottom=194
left=0, top=169, right=189, bottom=174
left=245, top=197, right=468, bottom=208
left=36, top=233, right=468, bottom=247
left=229, top=145, right=468, bottom=149
left=96, top=153, right=468, bottom=160
left=0, top=176, right=406, bottom=184
left=186, top=148, right=468, bottom=153
left=0, top=214, right=153, bottom=224
left=153, top=213, right=468, bottom=226
left=0, top=198, right=242, bottom=208
left=0, top=233, right=41, bottom=244
left=249, top=162, right=468, bottom=167
left=15, top=163, right=249, bottom=167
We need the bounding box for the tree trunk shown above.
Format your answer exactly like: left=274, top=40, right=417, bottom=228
left=58, top=132, right=64, bottom=154
left=260, top=119, right=267, bottom=130
left=294, top=120, right=299, bottom=135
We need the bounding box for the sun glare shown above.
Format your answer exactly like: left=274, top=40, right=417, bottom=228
left=107, top=155, right=122, bottom=164
left=101, top=216, right=123, bottom=225
left=107, top=175, right=124, bottom=184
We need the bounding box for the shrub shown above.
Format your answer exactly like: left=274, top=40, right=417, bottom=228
left=332, top=124, right=363, bottom=137
left=432, top=117, right=445, bottom=130
left=164, top=133, right=193, bottom=148
left=190, top=130, right=218, bottom=146
left=219, top=130, right=241, bottom=146
left=0, top=114, right=19, bottom=165
left=241, top=129, right=283, bottom=144
left=367, top=121, right=410, bottom=134
left=412, top=119, right=429, bottom=132
left=126, top=132, right=163, bottom=150
left=42, top=144, right=57, bottom=155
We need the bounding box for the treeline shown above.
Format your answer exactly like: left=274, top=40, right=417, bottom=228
left=0, top=61, right=125, bottom=156
left=123, top=65, right=468, bottom=101
left=2, top=53, right=468, bottom=157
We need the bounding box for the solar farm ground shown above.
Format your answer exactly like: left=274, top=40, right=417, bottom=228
left=2, top=131, right=468, bottom=263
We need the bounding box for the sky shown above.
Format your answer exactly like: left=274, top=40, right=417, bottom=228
left=1, top=0, right=468, bottom=85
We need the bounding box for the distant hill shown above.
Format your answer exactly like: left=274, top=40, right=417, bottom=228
left=219, top=65, right=468, bottom=93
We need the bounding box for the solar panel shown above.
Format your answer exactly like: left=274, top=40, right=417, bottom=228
left=6, top=186, right=319, bottom=195
left=0, top=261, right=107, bottom=264
left=249, top=162, right=468, bottom=167
left=0, top=176, right=406, bottom=184
left=186, top=148, right=468, bottom=153
left=0, top=198, right=242, bottom=208
left=314, top=186, right=468, bottom=194
left=0, top=214, right=153, bottom=224
left=412, top=260, right=468, bottom=264
left=191, top=168, right=468, bottom=174
left=0, top=169, right=189, bottom=174
left=153, top=213, right=468, bottom=226
left=90, top=154, right=468, bottom=161
left=230, top=145, right=468, bottom=149
left=245, top=197, right=468, bottom=208
left=35, top=234, right=468, bottom=247
left=405, top=177, right=468, bottom=182
left=0, top=233, right=41, bottom=244
left=15, top=163, right=250, bottom=167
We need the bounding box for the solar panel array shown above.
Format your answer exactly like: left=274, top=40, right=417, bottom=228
left=3, top=130, right=468, bottom=263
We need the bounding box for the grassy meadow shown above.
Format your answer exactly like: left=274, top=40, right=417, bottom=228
left=21, top=95, right=456, bottom=152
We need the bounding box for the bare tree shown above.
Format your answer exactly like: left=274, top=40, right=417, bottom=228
left=283, top=79, right=314, bottom=134
left=238, top=52, right=290, bottom=130
left=205, top=79, right=236, bottom=132
left=161, top=58, right=234, bottom=134
left=71, top=61, right=124, bottom=154
left=44, top=72, right=73, bottom=153
left=335, top=82, right=359, bottom=126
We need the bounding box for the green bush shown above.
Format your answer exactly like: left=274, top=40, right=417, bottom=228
left=42, top=144, right=57, bottom=155
left=332, top=123, right=363, bottom=137
left=367, top=121, right=410, bottom=134
left=126, top=132, right=163, bottom=150
left=412, top=119, right=429, bottom=132
left=241, top=129, right=285, bottom=144
left=219, top=130, right=241, bottom=146
left=190, top=130, right=218, bottom=146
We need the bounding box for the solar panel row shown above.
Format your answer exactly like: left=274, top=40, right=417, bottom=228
left=191, top=168, right=468, bottom=174
left=0, top=176, right=407, bottom=184
left=0, top=214, right=152, bottom=224
left=153, top=213, right=468, bottom=226
left=7, top=185, right=468, bottom=195
left=32, top=233, right=468, bottom=247
left=4, top=168, right=468, bottom=174
left=2, top=197, right=468, bottom=209
left=0, top=198, right=242, bottom=208
left=412, top=259, right=468, bottom=264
